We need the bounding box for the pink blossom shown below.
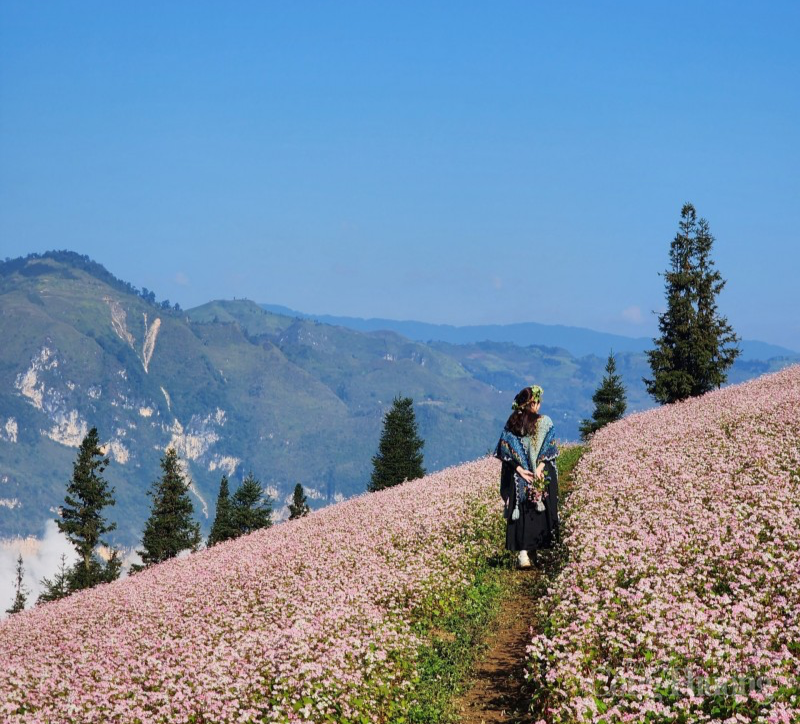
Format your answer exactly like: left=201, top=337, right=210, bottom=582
left=0, top=457, right=504, bottom=722
left=527, top=365, right=800, bottom=723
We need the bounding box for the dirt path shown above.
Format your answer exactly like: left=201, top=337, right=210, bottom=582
left=454, top=566, right=540, bottom=724
left=454, top=448, right=582, bottom=724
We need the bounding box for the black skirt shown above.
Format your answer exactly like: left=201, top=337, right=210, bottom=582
left=500, top=459, right=559, bottom=552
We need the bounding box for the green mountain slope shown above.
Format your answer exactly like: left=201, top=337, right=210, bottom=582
left=0, top=253, right=514, bottom=546
left=0, top=252, right=793, bottom=548
left=0, top=255, right=363, bottom=545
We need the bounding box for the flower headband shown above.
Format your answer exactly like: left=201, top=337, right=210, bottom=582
left=512, top=385, right=543, bottom=410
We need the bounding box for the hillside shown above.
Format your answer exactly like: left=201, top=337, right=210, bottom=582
left=0, top=253, right=511, bottom=546
left=0, top=456, right=502, bottom=723
left=4, top=366, right=799, bottom=723
left=527, top=364, right=800, bottom=722
left=0, top=254, right=362, bottom=544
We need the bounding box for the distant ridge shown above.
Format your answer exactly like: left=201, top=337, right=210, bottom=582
left=260, top=303, right=799, bottom=362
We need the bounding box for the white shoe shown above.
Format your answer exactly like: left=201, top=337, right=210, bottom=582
left=517, top=550, right=531, bottom=569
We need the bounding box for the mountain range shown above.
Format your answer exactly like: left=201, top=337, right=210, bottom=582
left=0, top=251, right=796, bottom=548
left=261, top=304, right=799, bottom=361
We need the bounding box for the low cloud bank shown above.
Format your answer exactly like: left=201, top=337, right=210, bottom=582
left=0, top=520, right=77, bottom=618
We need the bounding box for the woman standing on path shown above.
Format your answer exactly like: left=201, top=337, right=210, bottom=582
left=494, top=385, right=559, bottom=568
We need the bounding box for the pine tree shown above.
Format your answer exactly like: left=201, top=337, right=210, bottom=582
left=645, top=204, right=740, bottom=404
left=5, top=554, right=29, bottom=615
left=231, top=472, right=273, bottom=536
left=288, top=483, right=311, bottom=520
left=579, top=352, right=627, bottom=440
left=368, top=396, right=426, bottom=492
left=208, top=475, right=237, bottom=546
left=693, top=216, right=741, bottom=389
left=37, top=554, right=72, bottom=604
left=55, top=427, right=120, bottom=591
left=132, top=448, right=200, bottom=571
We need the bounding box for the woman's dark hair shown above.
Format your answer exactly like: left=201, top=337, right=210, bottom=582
left=505, top=387, right=540, bottom=438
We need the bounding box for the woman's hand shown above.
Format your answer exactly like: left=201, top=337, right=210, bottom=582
left=534, top=463, right=545, bottom=482
left=516, top=466, right=536, bottom=483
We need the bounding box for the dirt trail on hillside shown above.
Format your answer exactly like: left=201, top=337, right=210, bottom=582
left=455, top=451, right=580, bottom=723
left=454, top=567, right=540, bottom=724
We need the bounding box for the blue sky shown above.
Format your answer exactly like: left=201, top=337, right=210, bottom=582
left=1, top=2, right=798, bottom=349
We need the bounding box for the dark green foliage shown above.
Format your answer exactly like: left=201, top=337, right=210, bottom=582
left=288, top=483, right=310, bottom=520
left=102, top=550, right=123, bottom=583
left=133, top=448, right=200, bottom=570
left=580, top=352, right=627, bottom=439
left=37, top=554, right=72, bottom=604
left=55, top=427, right=120, bottom=591
left=67, top=551, right=123, bottom=591
left=368, top=396, right=426, bottom=492
left=5, top=554, right=28, bottom=615
left=645, top=204, right=741, bottom=404
left=207, top=476, right=237, bottom=546
left=0, top=251, right=180, bottom=311
left=231, top=472, right=273, bottom=536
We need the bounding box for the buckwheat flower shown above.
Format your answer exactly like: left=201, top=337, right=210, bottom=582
left=0, top=457, right=505, bottom=722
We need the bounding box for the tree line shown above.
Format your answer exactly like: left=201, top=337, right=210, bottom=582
left=5, top=430, right=312, bottom=615
left=0, top=251, right=183, bottom=311
left=6, top=394, right=422, bottom=616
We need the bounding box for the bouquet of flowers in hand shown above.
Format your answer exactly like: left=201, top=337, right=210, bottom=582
left=526, top=469, right=549, bottom=512
left=513, top=469, right=548, bottom=514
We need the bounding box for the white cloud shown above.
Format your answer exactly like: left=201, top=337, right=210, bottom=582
left=0, top=520, right=78, bottom=618
left=621, top=305, right=644, bottom=324
left=174, top=271, right=190, bottom=286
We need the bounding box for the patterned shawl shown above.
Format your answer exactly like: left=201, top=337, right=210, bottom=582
left=495, top=415, right=557, bottom=472
left=494, top=416, right=558, bottom=518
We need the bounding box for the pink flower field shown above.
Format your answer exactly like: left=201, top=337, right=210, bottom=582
left=528, top=365, right=800, bottom=723
left=0, top=458, right=502, bottom=723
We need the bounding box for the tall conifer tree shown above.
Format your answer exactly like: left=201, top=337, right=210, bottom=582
left=56, top=427, right=120, bottom=590
left=208, top=475, right=237, bottom=546
left=6, top=554, right=29, bottom=615
left=288, top=483, right=311, bottom=520
left=231, top=472, right=273, bottom=536
left=133, top=448, right=200, bottom=570
left=580, top=352, right=627, bottom=439
left=645, top=203, right=740, bottom=404
left=368, top=396, right=425, bottom=492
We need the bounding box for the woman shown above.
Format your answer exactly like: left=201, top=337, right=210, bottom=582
left=494, top=385, right=559, bottom=568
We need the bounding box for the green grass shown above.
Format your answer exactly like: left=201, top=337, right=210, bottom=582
left=406, top=515, right=510, bottom=723
left=556, top=443, right=587, bottom=496
left=408, top=568, right=510, bottom=722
